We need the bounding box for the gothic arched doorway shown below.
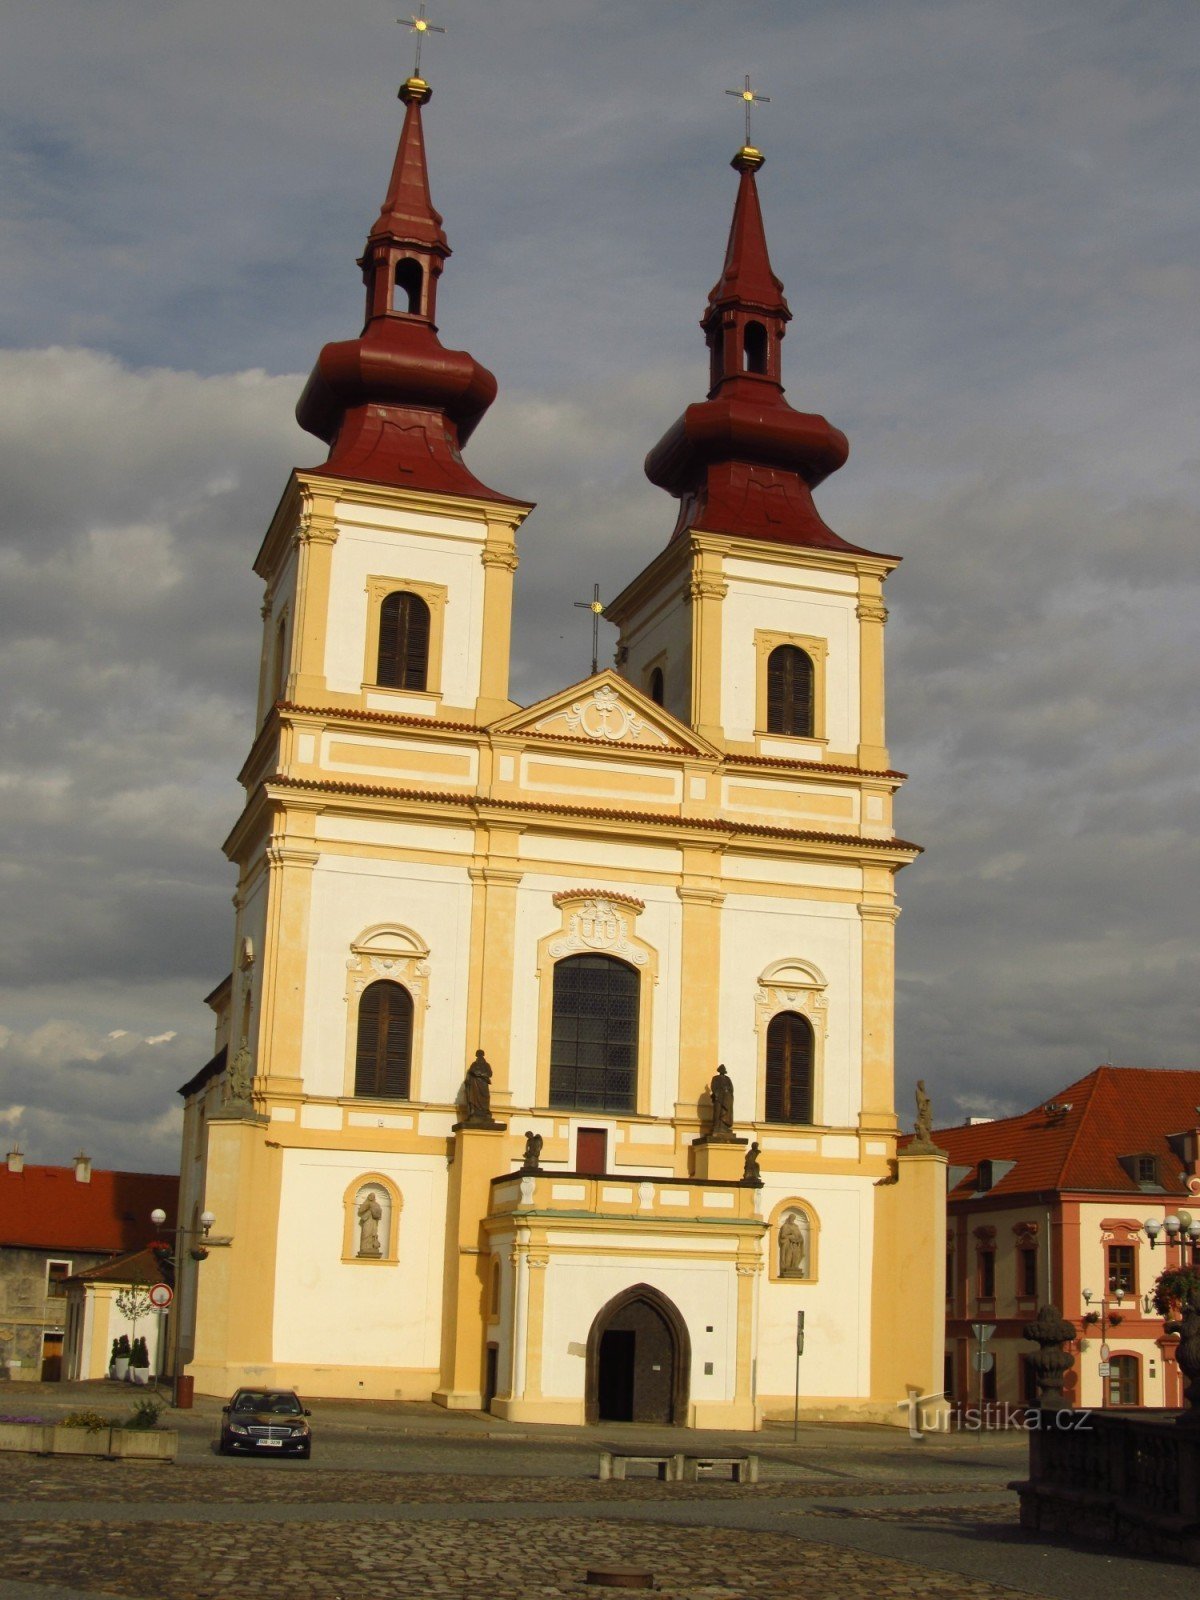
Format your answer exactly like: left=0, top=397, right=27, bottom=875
left=585, top=1284, right=690, bottom=1425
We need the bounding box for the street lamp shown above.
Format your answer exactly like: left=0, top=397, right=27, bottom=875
left=1082, top=1286, right=1125, bottom=1408
left=149, top=1207, right=216, bottom=1407
left=1144, top=1214, right=1200, bottom=1251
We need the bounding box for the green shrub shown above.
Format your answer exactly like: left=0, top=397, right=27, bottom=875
left=60, top=1410, right=113, bottom=1434
left=125, top=1399, right=162, bottom=1431
left=116, top=1335, right=131, bottom=1359
left=1153, top=1267, right=1200, bottom=1318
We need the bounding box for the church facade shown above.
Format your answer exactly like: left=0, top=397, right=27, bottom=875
left=177, top=70, right=945, bottom=1427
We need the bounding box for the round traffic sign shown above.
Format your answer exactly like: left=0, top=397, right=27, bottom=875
left=148, top=1283, right=174, bottom=1309
left=971, top=1351, right=995, bottom=1373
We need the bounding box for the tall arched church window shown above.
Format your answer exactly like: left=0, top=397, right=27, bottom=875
left=764, top=1011, right=813, bottom=1124
left=377, top=591, right=430, bottom=690
left=766, top=645, right=814, bottom=737
left=549, top=955, right=638, bottom=1113
left=354, top=980, right=413, bottom=1099
left=648, top=667, right=664, bottom=706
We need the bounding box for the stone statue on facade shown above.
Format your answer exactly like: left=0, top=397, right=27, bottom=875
left=456, top=1049, right=503, bottom=1130
left=708, top=1064, right=736, bottom=1141
left=520, top=1131, right=543, bottom=1173
left=224, top=1044, right=253, bottom=1109
left=909, top=1079, right=940, bottom=1151
left=357, top=1191, right=383, bottom=1257
left=742, top=1142, right=762, bottom=1185
left=779, top=1213, right=806, bottom=1277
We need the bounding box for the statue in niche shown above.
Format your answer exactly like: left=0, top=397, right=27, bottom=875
left=460, top=1049, right=499, bottom=1126
left=742, top=1142, right=762, bottom=1184
left=357, top=1191, right=383, bottom=1257
left=520, top=1131, right=543, bottom=1173
left=708, top=1064, right=735, bottom=1141
left=224, top=1044, right=253, bottom=1108
left=779, top=1213, right=806, bottom=1277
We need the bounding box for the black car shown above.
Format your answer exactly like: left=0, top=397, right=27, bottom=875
left=218, top=1388, right=312, bottom=1457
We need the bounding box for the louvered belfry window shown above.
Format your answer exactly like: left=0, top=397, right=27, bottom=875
left=354, top=980, right=413, bottom=1098
left=766, top=645, right=814, bottom=737
left=377, top=591, right=430, bottom=690
left=764, top=1011, right=813, bottom=1124
left=549, top=955, right=638, bottom=1113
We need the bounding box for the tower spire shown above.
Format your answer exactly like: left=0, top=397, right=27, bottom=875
left=644, top=132, right=866, bottom=553
left=295, top=74, right=511, bottom=500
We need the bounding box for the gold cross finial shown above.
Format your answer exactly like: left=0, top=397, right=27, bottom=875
left=725, top=73, right=770, bottom=149
left=400, top=4, right=446, bottom=79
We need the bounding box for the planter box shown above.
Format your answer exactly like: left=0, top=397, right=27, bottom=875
left=128, top=1368, right=151, bottom=1386
left=50, top=1426, right=110, bottom=1457
left=108, top=1429, right=177, bottom=1461
left=111, top=1360, right=130, bottom=1381
left=0, top=1422, right=48, bottom=1453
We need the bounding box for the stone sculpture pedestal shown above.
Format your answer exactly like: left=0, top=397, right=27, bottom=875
left=689, top=1136, right=748, bottom=1182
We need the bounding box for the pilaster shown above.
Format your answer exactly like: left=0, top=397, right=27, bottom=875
left=464, top=835, right=524, bottom=1093
left=857, top=881, right=900, bottom=1135
left=434, top=1123, right=510, bottom=1410
left=675, top=859, right=726, bottom=1115
left=687, top=545, right=728, bottom=747
left=475, top=509, right=523, bottom=723
left=289, top=490, right=339, bottom=703
left=856, top=581, right=889, bottom=770
left=256, top=813, right=320, bottom=1100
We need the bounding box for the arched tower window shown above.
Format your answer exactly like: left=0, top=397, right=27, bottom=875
left=743, top=320, right=768, bottom=374
left=393, top=258, right=423, bottom=315
left=765, top=1011, right=813, bottom=1124
left=766, top=645, right=814, bottom=737
left=354, top=980, right=413, bottom=1099
left=549, top=955, right=639, bottom=1113
left=377, top=591, right=430, bottom=690
left=648, top=666, right=664, bottom=706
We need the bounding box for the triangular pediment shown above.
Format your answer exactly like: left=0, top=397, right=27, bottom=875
left=493, top=670, right=719, bottom=757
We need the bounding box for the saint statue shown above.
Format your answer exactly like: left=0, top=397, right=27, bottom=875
left=779, top=1213, right=805, bottom=1277
left=463, top=1049, right=494, bottom=1124
left=224, top=1044, right=253, bottom=1108
left=520, top=1130, right=543, bottom=1173
left=357, top=1191, right=383, bottom=1257
left=742, top=1142, right=762, bottom=1184
left=709, top=1064, right=735, bottom=1140
left=913, top=1079, right=934, bottom=1147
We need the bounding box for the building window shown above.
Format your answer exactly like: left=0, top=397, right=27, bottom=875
left=1136, top=1155, right=1157, bottom=1184
left=1019, top=1246, right=1038, bottom=1299
left=764, top=1012, right=813, bottom=1124
left=766, top=645, right=814, bottom=738
left=647, top=666, right=664, bottom=706
left=1107, top=1244, right=1135, bottom=1297
left=743, top=320, right=768, bottom=374
left=1107, top=1354, right=1139, bottom=1407
left=977, top=1248, right=996, bottom=1301
left=45, top=1261, right=71, bottom=1298
left=354, top=980, right=413, bottom=1099
left=377, top=591, right=431, bottom=690
left=549, top=955, right=639, bottom=1113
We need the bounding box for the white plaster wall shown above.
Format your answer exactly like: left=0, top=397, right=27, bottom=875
left=719, top=570, right=860, bottom=748
left=537, top=1252, right=740, bottom=1404
left=273, top=1149, right=446, bottom=1369
left=323, top=506, right=488, bottom=703
left=300, top=854, right=474, bottom=1104
left=755, top=1176, right=872, bottom=1398
left=507, top=872, right=682, bottom=1117
left=718, top=896, right=861, bottom=1129
left=615, top=593, right=693, bottom=726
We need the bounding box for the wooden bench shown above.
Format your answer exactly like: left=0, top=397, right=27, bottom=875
left=679, top=1452, right=758, bottom=1483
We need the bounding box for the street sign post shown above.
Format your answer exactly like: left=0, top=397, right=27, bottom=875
left=793, top=1311, right=806, bottom=1442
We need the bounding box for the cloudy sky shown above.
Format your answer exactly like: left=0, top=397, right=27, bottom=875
left=1, top=0, right=1196, bottom=1174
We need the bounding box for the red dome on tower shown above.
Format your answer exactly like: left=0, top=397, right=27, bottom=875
left=645, top=145, right=869, bottom=552
left=296, top=77, right=513, bottom=501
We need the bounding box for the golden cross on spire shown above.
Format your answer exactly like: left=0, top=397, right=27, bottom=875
left=725, top=73, right=770, bottom=148
left=400, top=4, right=446, bottom=79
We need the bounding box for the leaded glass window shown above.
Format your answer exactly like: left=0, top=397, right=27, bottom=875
left=549, top=955, right=638, bottom=1112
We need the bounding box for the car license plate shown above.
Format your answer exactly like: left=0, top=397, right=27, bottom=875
left=259, top=1439, right=283, bottom=1448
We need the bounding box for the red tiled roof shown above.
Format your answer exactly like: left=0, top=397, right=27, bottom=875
left=928, top=1066, right=1200, bottom=1199
left=72, top=1246, right=169, bottom=1285
left=0, top=1165, right=178, bottom=1253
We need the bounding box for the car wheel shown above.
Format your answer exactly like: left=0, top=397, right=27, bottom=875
left=299, top=1444, right=311, bottom=1459
left=218, top=1439, right=232, bottom=1455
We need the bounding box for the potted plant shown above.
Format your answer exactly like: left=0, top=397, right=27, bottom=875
left=108, top=1337, right=121, bottom=1379
left=112, top=1335, right=131, bottom=1382
left=129, top=1336, right=151, bottom=1385
left=1154, top=1267, right=1200, bottom=1416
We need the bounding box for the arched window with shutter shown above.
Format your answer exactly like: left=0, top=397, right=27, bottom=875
left=549, top=954, right=639, bottom=1113
left=764, top=1011, right=813, bottom=1124
left=377, top=591, right=430, bottom=690
left=354, top=980, right=413, bottom=1099
left=766, top=645, right=814, bottom=737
